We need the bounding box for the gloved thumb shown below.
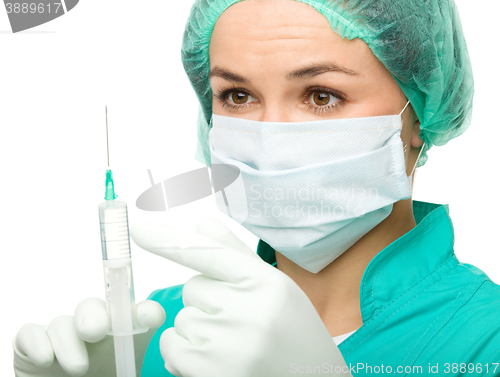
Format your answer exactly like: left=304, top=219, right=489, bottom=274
left=195, top=218, right=257, bottom=258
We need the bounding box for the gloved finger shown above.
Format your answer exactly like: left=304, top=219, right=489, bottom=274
left=74, top=298, right=108, bottom=343
left=15, top=323, right=55, bottom=368
left=196, top=217, right=257, bottom=257
left=160, top=327, right=196, bottom=377
left=182, top=274, right=231, bottom=314
left=174, top=305, right=212, bottom=347
left=136, top=300, right=166, bottom=329
left=47, top=315, right=89, bottom=377
left=131, top=222, right=261, bottom=283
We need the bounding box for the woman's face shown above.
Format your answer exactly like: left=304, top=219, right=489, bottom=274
left=209, top=0, right=422, bottom=172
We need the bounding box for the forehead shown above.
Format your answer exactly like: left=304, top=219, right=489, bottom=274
left=209, top=0, right=376, bottom=75
left=213, top=0, right=330, bottom=34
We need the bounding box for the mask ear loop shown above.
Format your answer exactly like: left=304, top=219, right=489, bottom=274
left=399, top=100, right=411, bottom=117
left=399, top=100, right=424, bottom=185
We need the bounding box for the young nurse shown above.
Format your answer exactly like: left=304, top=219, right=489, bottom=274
left=14, top=0, right=500, bottom=376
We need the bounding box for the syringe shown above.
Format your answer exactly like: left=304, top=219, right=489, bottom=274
left=99, top=106, right=146, bottom=377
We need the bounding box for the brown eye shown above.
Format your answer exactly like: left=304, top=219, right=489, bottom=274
left=230, top=92, right=249, bottom=104
left=310, top=91, right=339, bottom=106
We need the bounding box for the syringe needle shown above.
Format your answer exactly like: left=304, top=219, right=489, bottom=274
left=105, top=104, right=110, bottom=168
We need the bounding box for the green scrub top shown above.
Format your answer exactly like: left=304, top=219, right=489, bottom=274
left=141, top=201, right=500, bottom=376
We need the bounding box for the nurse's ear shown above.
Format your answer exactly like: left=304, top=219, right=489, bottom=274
left=411, top=117, right=424, bottom=148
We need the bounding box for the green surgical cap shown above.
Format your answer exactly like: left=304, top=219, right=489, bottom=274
left=181, top=0, right=474, bottom=168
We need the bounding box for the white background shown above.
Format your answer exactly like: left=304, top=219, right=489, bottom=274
left=1, top=0, right=498, bottom=375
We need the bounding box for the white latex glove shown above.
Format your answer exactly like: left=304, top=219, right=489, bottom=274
left=130, top=218, right=352, bottom=377
left=13, top=298, right=165, bottom=377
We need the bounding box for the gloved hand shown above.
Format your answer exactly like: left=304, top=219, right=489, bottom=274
left=131, top=218, right=352, bottom=377
left=13, top=297, right=165, bottom=377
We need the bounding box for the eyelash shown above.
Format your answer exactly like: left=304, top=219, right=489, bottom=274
left=213, top=86, right=345, bottom=115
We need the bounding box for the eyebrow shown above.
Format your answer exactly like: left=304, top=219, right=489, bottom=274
left=208, top=62, right=359, bottom=83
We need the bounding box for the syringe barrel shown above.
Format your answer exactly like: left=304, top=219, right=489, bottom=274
left=99, top=200, right=130, bottom=260
left=99, top=200, right=147, bottom=336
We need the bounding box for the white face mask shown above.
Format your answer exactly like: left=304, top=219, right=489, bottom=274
left=209, top=101, right=424, bottom=273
